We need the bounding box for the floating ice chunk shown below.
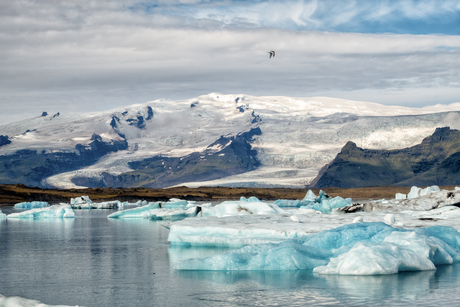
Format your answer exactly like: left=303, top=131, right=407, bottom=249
left=149, top=207, right=200, bottom=220
left=383, top=213, right=395, bottom=225
left=7, top=204, right=75, bottom=219
left=290, top=215, right=300, bottom=223
left=273, top=199, right=301, bottom=207
left=14, top=201, right=50, bottom=209
left=301, top=193, right=353, bottom=214
left=239, top=196, right=261, bottom=202
left=395, top=193, right=406, bottom=200
left=303, top=190, right=317, bottom=202
left=353, top=216, right=363, bottom=223
left=407, top=186, right=441, bottom=199
left=71, top=195, right=93, bottom=208
left=202, top=200, right=286, bottom=217
left=456, top=187, right=460, bottom=191
left=161, top=199, right=188, bottom=209
left=274, top=190, right=316, bottom=208
left=0, top=210, right=6, bottom=219
left=174, top=222, right=460, bottom=275
left=107, top=203, right=160, bottom=218
left=0, top=294, right=82, bottom=307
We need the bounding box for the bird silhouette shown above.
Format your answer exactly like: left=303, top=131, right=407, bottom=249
left=268, top=50, right=275, bottom=59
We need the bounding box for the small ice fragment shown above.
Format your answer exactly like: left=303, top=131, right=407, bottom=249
left=395, top=193, right=406, bottom=200
left=353, top=216, right=363, bottom=223
left=383, top=213, right=395, bottom=225
left=14, top=201, right=50, bottom=209
left=290, top=215, right=300, bottom=223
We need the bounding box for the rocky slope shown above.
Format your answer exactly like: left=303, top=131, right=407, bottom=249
left=312, top=127, right=460, bottom=188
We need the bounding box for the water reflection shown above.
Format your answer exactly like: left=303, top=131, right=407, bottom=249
left=172, top=245, right=460, bottom=306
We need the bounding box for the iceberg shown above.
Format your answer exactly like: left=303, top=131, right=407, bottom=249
left=0, top=210, right=6, bottom=219
left=7, top=204, right=76, bottom=219
left=107, top=199, right=202, bottom=220
left=13, top=201, right=50, bottom=209
left=174, top=222, right=460, bottom=275
left=201, top=200, right=286, bottom=217
left=70, top=196, right=148, bottom=209
left=274, top=189, right=317, bottom=208
left=274, top=190, right=352, bottom=213
left=149, top=207, right=201, bottom=220
left=407, top=186, right=441, bottom=199
left=161, top=198, right=189, bottom=209
left=70, top=195, right=93, bottom=208
left=107, top=202, right=161, bottom=218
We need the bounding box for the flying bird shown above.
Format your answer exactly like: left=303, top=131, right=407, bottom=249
left=268, top=50, right=275, bottom=59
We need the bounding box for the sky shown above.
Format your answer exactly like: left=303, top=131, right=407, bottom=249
left=0, top=0, right=459, bottom=124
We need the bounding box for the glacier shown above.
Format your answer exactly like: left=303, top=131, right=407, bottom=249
left=174, top=222, right=460, bottom=275
left=13, top=201, right=50, bottom=209
left=7, top=204, right=76, bottom=219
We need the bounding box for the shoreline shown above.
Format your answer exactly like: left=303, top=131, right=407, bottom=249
left=1, top=184, right=457, bottom=207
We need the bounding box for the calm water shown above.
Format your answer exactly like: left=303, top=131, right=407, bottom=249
left=1, top=207, right=460, bottom=307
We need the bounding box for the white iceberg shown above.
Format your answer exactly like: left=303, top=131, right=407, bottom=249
left=70, top=196, right=93, bottom=208
left=149, top=207, right=201, bottom=220
left=407, top=186, right=441, bottom=199
left=13, top=201, right=50, bottom=209
left=201, top=200, right=286, bottom=217
left=174, top=222, right=460, bottom=275
left=0, top=294, right=81, bottom=307
left=7, top=204, right=76, bottom=219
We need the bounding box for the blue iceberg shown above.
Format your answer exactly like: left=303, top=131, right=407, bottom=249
left=7, top=204, right=76, bottom=219
left=274, top=190, right=352, bottom=213
left=107, top=202, right=161, bottom=218
left=14, top=201, right=50, bottom=209
left=161, top=199, right=189, bottom=209
left=0, top=210, right=6, bottom=219
left=174, top=222, right=460, bottom=275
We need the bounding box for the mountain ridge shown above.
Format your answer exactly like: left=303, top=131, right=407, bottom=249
left=1, top=93, right=460, bottom=189
left=311, top=127, right=460, bottom=188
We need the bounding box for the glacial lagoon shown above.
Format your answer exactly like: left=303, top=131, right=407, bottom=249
left=2, top=207, right=460, bottom=306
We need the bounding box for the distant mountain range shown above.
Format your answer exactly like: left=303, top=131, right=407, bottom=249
left=1, top=93, right=460, bottom=189
left=311, top=127, right=460, bottom=188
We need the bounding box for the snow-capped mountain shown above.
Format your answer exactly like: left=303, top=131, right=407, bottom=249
left=1, top=93, right=460, bottom=189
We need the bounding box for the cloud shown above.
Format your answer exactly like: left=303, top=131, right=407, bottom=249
left=0, top=0, right=459, bottom=125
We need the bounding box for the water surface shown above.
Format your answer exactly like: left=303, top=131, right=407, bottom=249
left=1, top=207, right=460, bottom=306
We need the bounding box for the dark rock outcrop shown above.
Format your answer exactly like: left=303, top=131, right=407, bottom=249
left=0, top=135, right=128, bottom=187
left=74, top=127, right=262, bottom=188
left=0, top=135, right=11, bottom=147
left=311, top=127, right=460, bottom=188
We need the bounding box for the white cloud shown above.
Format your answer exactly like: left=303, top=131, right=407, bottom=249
left=0, top=0, right=459, bottom=125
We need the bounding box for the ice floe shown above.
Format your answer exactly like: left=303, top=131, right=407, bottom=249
left=7, top=204, right=75, bottom=219
left=201, top=199, right=286, bottom=217
left=70, top=196, right=148, bottom=209
left=174, top=222, right=460, bottom=275
left=274, top=190, right=351, bottom=212
left=107, top=199, right=202, bottom=220
left=13, top=201, right=50, bottom=209
left=0, top=294, right=81, bottom=307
